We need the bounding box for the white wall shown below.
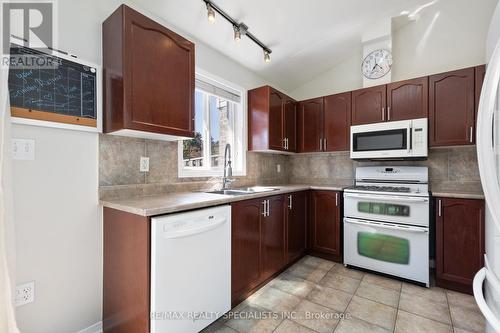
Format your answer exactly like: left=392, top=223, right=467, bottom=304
left=291, top=0, right=498, bottom=100
left=11, top=0, right=271, bottom=332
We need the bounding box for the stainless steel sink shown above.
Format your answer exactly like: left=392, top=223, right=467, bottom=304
left=207, top=186, right=278, bottom=196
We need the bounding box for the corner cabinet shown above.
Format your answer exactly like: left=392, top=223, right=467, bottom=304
left=248, top=86, right=297, bottom=152
left=297, top=98, right=324, bottom=152
left=102, top=5, right=195, bottom=139
left=435, top=197, right=485, bottom=294
left=309, top=190, right=342, bottom=262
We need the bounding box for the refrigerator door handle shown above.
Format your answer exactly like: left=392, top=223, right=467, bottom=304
left=473, top=267, right=500, bottom=332
left=477, top=37, right=500, bottom=232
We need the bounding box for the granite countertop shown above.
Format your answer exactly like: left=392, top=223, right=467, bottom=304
left=100, top=184, right=346, bottom=217
left=430, top=189, right=485, bottom=200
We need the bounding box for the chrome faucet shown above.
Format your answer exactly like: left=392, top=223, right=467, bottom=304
left=222, top=143, right=235, bottom=189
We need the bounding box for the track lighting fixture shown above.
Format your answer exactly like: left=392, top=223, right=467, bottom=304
left=203, top=0, right=272, bottom=63
left=206, top=3, right=215, bottom=22
left=264, top=50, right=271, bottom=63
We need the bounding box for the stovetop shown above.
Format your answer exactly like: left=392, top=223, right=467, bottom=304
left=347, top=185, right=412, bottom=193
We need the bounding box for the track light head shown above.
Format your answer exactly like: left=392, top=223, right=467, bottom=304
left=264, top=50, right=271, bottom=63
left=233, top=26, right=241, bottom=42
left=207, top=3, right=215, bottom=22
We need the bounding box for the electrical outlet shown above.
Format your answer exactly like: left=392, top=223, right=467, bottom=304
left=12, top=139, right=35, bottom=160
left=15, top=281, right=34, bottom=307
left=277, top=164, right=281, bottom=173
left=140, top=157, right=150, bottom=172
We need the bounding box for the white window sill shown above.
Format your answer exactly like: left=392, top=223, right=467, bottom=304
left=178, top=168, right=246, bottom=179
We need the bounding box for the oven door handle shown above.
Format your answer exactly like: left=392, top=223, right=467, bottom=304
left=344, top=218, right=429, bottom=233
left=344, top=193, right=429, bottom=202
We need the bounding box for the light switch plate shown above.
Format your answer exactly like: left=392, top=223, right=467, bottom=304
left=277, top=164, right=281, bottom=173
left=12, top=139, right=35, bottom=160
left=140, top=157, right=149, bottom=172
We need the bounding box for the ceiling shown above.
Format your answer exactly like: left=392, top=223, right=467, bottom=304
left=136, top=0, right=434, bottom=92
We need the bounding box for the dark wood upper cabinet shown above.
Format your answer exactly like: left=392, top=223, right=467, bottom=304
left=351, top=85, right=386, bottom=125
left=323, top=92, right=351, bottom=151
left=284, top=98, right=297, bottom=152
left=297, top=98, right=324, bottom=152
left=309, top=190, right=342, bottom=262
left=429, top=68, right=475, bottom=146
left=261, top=195, right=286, bottom=281
left=286, top=191, right=307, bottom=263
left=436, top=197, right=485, bottom=294
left=475, top=64, right=486, bottom=114
left=103, top=5, right=195, bottom=138
left=387, top=77, right=428, bottom=121
left=248, top=86, right=296, bottom=152
left=231, top=198, right=263, bottom=304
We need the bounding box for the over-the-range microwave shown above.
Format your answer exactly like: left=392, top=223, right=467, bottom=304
left=350, top=118, right=428, bottom=160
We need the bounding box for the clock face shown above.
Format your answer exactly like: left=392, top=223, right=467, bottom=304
left=362, top=49, right=392, bottom=79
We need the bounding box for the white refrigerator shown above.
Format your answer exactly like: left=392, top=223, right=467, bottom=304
left=475, top=2, right=500, bottom=332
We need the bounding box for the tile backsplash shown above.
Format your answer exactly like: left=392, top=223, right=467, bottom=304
left=99, top=133, right=482, bottom=199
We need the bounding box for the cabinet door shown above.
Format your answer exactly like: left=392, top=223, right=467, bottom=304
left=284, top=98, right=297, bottom=152
left=269, top=89, right=285, bottom=151
left=429, top=68, right=475, bottom=146
left=351, top=85, right=386, bottom=125
left=286, top=191, right=307, bottom=263
left=123, top=7, right=195, bottom=137
left=387, top=77, right=428, bottom=121
left=310, top=191, right=342, bottom=261
left=436, top=197, right=484, bottom=294
left=231, top=198, right=263, bottom=303
left=323, top=92, right=351, bottom=151
left=261, top=195, right=286, bottom=281
left=475, top=65, right=486, bottom=115
left=297, top=98, right=324, bottom=152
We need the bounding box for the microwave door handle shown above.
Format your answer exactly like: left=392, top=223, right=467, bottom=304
left=344, top=218, right=429, bottom=233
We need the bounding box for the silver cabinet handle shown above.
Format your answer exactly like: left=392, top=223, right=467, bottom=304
left=387, top=106, right=391, bottom=121
left=382, top=107, right=385, bottom=121
left=286, top=138, right=289, bottom=150
left=335, top=192, right=339, bottom=206
left=262, top=200, right=267, bottom=217
left=266, top=200, right=270, bottom=216
left=288, top=195, right=292, bottom=210
left=470, top=127, right=474, bottom=143
left=319, top=138, right=322, bottom=151
left=438, top=199, right=442, bottom=217
left=324, top=138, right=327, bottom=151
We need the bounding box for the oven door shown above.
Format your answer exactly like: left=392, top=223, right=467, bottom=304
left=344, top=217, right=429, bottom=285
left=343, top=192, right=429, bottom=226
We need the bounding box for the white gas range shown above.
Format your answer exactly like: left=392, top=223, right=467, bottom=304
left=343, top=166, right=430, bottom=286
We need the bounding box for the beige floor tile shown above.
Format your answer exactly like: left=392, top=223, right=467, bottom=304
left=331, top=265, right=364, bottom=280
left=225, top=305, right=283, bottom=333
left=292, top=299, right=340, bottom=333
left=362, top=273, right=402, bottom=291
left=355, top=281, right=400, bottom=307
left=399, top=291, right=452, bottom=325
left=346, top=295, right=397, bottom=330
left=307, top=285, right=353, bottom=312
left=299, top=255, right=336, bottom=271
left=274, top=319, right=317, bottom=333
left=247, top=287, right=302, bottom=313
left=449, top=304, right=485, bottom=332
left=201, top=318, right=238, bottom=333
left=394, top=310, right=453, bottom=333
left=446, top=290, right=480, bottom=311
left=287, top=262, right=330, bottom=283
left=319, top=272, right=361, bottom=294
left=334, top=316, right=391, bottom=333
left=454, top=329, right=475, bottom=333
left=401, top=283, right=448, bottom=305
left=268, top=273, right=317, bottom=298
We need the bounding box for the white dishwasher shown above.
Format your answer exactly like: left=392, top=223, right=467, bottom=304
left=151, top=205, right=231, bottom=333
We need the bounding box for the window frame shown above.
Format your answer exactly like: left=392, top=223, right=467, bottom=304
left=178, top=70, right=247, bottom=178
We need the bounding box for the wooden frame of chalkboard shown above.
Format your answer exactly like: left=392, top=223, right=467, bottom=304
left=8, top=43, right=102, bottom=133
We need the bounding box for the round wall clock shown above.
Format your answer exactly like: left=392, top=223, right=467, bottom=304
left=362, top=49, right=392, bottom=79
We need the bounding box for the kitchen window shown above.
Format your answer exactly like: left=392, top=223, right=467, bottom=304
left=178, top=72, right=246, bottom=178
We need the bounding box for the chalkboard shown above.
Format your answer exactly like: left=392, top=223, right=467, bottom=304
left=8, top=43, right=98, bottom=127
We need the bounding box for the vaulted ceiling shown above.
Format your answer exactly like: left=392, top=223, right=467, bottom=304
left=137, top=0, right=435, bottom=91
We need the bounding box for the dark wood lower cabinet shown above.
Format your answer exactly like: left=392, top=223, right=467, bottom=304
left=435, top=197, right=485, bottom=294
left=261, top=195, right=286, bottom=281
left=309, top=190, right=342, bottom=262
left=286, top=191, right=308, bottom=263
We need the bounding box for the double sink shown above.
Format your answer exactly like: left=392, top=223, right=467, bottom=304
left=207, top=186, right=278, bottom=196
